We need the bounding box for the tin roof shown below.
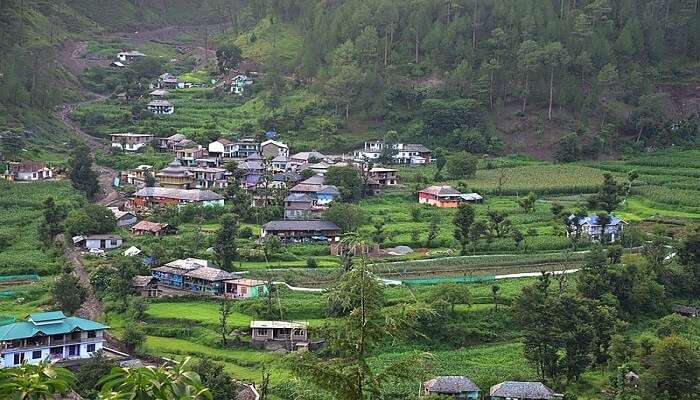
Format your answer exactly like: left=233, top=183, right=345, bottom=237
left=0, top=313, right=109, bottom=341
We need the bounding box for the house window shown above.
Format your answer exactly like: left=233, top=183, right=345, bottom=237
left=68, top=345, right=78, bottom=356
left=88, top=331, right=96, bottom=338
left=32, top=350, right=42, bottom=359
left=52, top=334, right=63, bottom=341
left=87, top=344, right=96, bottom=353
left=256, top=329, right=268, bottom=336
left=13, top=353, right=25, bottom=365
left=110, top=239, right=118, bottom=246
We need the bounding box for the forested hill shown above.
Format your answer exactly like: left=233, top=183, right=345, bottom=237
left=1, top=0, right=699, bottom=159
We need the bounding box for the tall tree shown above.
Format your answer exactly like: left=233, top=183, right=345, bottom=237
left=214, top=213, right=239, bottom=271
left=453, top=204, right=475, bottom=254
left=68, top=143, right=100, bottom=199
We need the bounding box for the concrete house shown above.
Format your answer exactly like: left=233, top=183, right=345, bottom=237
left=232, top=139, right=260, bottom=158
left=158, top=133, right=188, bottom=151
left=354, top=141, right=432, bottom=164
left=567, top=214, right=627, bottom=243
left=85, top=235, right=123, bottom=250
left=418, top=186, right=483, bottom=208
left=157, top=73, right=179, bottom=89
left=237, top=154, right=266, bottom=188
left=284, top=193, right=323, bottom=220
left=368, top=167, right=399, bottom=186
left=109, top=207, right=137, bottom=227
left=132, top=275, right=161, bottom=298
left=423, top=376, right=481, bottom=400
left=151, top=258, right=235, bottom=295
left=290, top=151, right=328, bottom=166
left=260, top=140, right=289, bottom=159
left=261, top=220, right=341, bottom=243
left=224, top=278, right=268, bottom=299
left=4, top=161, right=53, bottom=181
left=131, top=187, right=224, bottom=208
left=116, top=50, right=145, bottom=62
left=175, top=146, right=206, bottom=166
left=0, top=311, right=109, bottom=368
left=271, top=155, right=289, bottom=172
left=110, top=133, right=154, bottom=152
left=186, top=166, right=229, bottom=189
left=490, top=381, right=561, bottom=400
left=250, top=320, right=309, bottom=350
left=208, top=138, right=235, bottom=158
left=147, top=100, right=174, bottom=115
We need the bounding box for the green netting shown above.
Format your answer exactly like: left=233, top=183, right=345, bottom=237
left=0, top=274, right=40, bottom=283
left=401, top=275, right=496, bottom=285
left=0, top=290, right=22, bottom=298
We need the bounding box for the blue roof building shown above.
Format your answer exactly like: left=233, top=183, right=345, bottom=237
left=567, top=214, right=627, bottom=242
left=0, top=311, right=109, bottom=368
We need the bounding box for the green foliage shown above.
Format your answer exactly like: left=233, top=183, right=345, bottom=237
left=68, top=143, right=100, bottom=199
left=75, top=351, right=119, bottom=399
left=325, top=166, right=363, bottom=202
left=444, top=152, right=477, bottom=180
left=324, top=203, right=367, bottom=233
left=51, top=272, right=86, bottom=315
left=191, top=358, right=236, bottom=400
left=0, top=361, right=76, bottom=399
left=214, top=214, right=239, bottom=271
left=646, top=336, right=700, bottom=400
left=64, top=204, right=117, bottom=237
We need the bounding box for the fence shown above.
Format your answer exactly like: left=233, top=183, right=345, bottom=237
left=0, top=274, right=40, bottom=284
left=401, top=275, right=496, bottom=285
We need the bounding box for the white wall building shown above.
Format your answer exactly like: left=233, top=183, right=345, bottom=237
left=0, top=311, right=109, bottom=368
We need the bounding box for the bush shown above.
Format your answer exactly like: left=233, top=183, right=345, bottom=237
left=306, top=257, right=318, bottom=269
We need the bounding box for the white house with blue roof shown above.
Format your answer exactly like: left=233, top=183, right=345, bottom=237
left=567, top=214, right=627, bottom=242
left=0, top=311, right=109, bottom=367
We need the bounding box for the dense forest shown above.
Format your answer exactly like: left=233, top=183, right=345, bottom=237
left=2, top=0, right=700, bottom=158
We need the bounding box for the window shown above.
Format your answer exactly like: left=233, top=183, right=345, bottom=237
left=87, top=344, right=96, bottom=353
left=13, top=353, right=24, bottom=365
left=32, top=350, right=42, bottom=359
left=88, top=331, right=96, bottom=338
left=256, top=329, right=268, bottom=336
left=52, top=334, right=63, bottom=341
left=50, top=346, right=62, bottom=355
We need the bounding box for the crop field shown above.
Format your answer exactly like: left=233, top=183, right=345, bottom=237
left=587, top=149, right=700, bottom=220
left=0, top=181, right=83, bottom=276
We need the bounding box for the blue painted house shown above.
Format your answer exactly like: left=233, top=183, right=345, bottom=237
left=423, top=376, right=480, bottom=399
left=289, top=174, right=340, bottom=205
left=152, top=258, right=236, bottom=295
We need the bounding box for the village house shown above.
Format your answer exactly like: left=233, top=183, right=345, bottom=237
left=237, top=154, right=266, bottom=188
left=672, top=304, right=699, bottom=317
left=116, top=50, right=145, bottom=62
left=261, top=220, right=341, bottom=243
left=157, top=73, right=179, bottom=89
left=187, top=166, right=229, bottom=189
left=149, top=89, right=169, bottom=98
left=131, top=275, right=161, bottom=298
left=123, top=165, right=154, bottom=188
left=175, top=146, right=206, bottom=166
left=260, top=139, right=289, bottom=159
left=368, top=167, right=399, bottom=187
left=418, top=186, right=483, bottom=208
left=147, top=99, right=175, bottom=115
left=489, top=381, right=561, bottom=400
left=109, top=207, right=137, bottom=227
left=232, top=138, right=260, bottom=158
left=230, top=74, right=253, bottom=95
left=3, top=160, right=53, bottom=181
left=250, top=320, right=310, bottom=351
left=151, top=258, right=236, bottom=296
left=271, top=155, right=289, bottom=172
left=422, top=376, right=481, bottom=399
left=567, top=214, right=627, bottom=243
left=155, top=160, right=193, bottom=189
left=158, top=133, right=188, bottom=151
left=131, top=187, right=225, bottom=208
left=110, top=133, right=154, bottom=152
left=224, top=278, right=268, bottom=299
left=84, top=235, right=123, bottom=251
left=123, top=246, right=142, bottom=257
left=289, top=151, right=328, bottom=166
left=0, top=311, right=109, bottom=368
left=208, top=138, right=235, bottom=158
left=354, top=141, right=433, bottom=164
left=271, top=171, right=302, bottom=188
left=131, top=220, right=176, bottom=237
left=289, top=174, right=341, bottom=205
left=283, top=193, right=323, bottom=220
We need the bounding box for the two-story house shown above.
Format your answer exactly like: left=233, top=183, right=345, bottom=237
left=260, top=140, right=289, bottom=159
left=0, top=312, right=109, bottom=368
left=567, top=214, right=627, bottom=242
left=233, top=139, right=260, bottom=158
left=208, top=138, right=235, bottom=159
left=151, top=258, right=236, bottom=295
left=354, top=140, right=432, bottom=164
left=175, top=146, right=206, bottom=166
